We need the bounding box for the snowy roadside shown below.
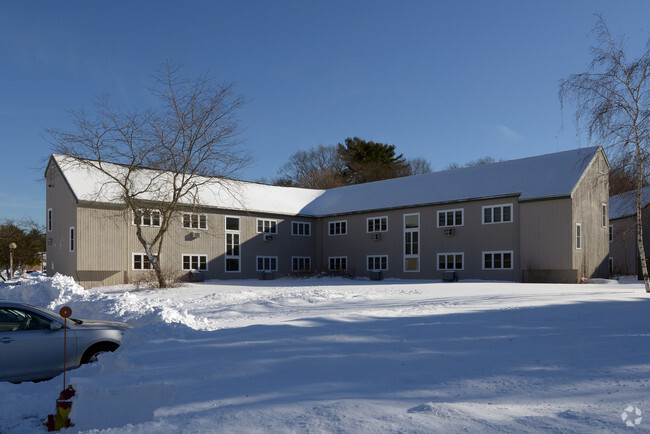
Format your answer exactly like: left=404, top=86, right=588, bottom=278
left=1, top=273, right=648, bottom=433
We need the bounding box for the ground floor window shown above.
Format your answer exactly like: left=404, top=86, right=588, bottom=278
left=182, top=254, right=207, bottom=271
left=438, top=252, right=464, bottom=270
left=329, top=256, right=347, bottom=271
left=609, top=257, right=614, bottom=275
left=133, top=253, right=157, bottom=270
left=483, top=251, right=513, bottom=270
left=257, top=256, right=278, bottom=272
left=292, top=256, right=311, bottom=272
left=367, top=255, right=388, bottom=271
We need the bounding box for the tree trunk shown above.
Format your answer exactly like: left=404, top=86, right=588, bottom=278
left=635, top=149, right=650, bottom=292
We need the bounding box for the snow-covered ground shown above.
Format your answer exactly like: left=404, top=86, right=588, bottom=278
left=1, top=273, right=648, bottom=433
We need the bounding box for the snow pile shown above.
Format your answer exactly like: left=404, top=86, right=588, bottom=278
left=1, top=274, right=649, bottom=433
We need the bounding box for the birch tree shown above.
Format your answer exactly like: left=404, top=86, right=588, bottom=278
left=560, top=16, right=650, bottom=291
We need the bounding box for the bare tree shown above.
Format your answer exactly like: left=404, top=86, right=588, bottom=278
left=560, top=16, right=650, bottom=291
left=402, top=157, right=432, bottom=176
left=48, top=62, right=250, bottom=288
left=276, top=144, right=346, bottom=189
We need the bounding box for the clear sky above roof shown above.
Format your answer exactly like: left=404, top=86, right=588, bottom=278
left=1, top=0, right=649, bottom=225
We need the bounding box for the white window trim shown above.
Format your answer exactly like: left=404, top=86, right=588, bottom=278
left=69, top=226, right=75, bottom=253
left=366, top=216, right=388, bottom=233
left=256, top=256, right=278, bottom=272
left=576, top=223, right=582, bottom=250
left=608, top=256, right=614, bottom=274
left=47, top=208, right=52, bottom=232
left=182, top=212, right=208, bottom=230
left=132, top=209, right=162, bottom=227
left=291, top=256, right=312, bottom=272
left=291, top=221, right=312, bottom=237
left=609, top=224, right=613, bottom=243
left=225, top=216, right=241, bottom=273
left=256, top=218, right=278, bottom=234
left=437, top=208, right=464, bottom=228
left=366, top=255, right=388, bottom=271
left=404, top=213, right=420, bottom=272
left=482, top=250, right=514, bottom=270
left=437, top=252, right=465, bottom=270
left=482, top=204, right=513, bottom=225
left=601, top=203, right=607, bottom=228
left=328, top=220, right=348, bottom=236
left=132, top=252, right=158, bottom=270
left=182, top=254, right=208, bottom=271
left=328, top=256, right=348, bottom=271
left=598, top=156, right=606, bottom=174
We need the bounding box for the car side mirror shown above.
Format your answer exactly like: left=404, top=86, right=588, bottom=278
left=50, top=321, right=63, bottom=330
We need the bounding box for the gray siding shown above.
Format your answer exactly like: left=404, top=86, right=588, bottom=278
left=45, top=164, right=78, bottom=280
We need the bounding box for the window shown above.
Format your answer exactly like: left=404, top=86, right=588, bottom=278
left=133, top=210, right=161, bottom=227
left=183, top=213, right=207, bottom=230
left=225, top=217, right=240, bottom=272
left=609, top=224, right=613, bottom=242
left=182, top=254, right=207, bottom=271
left=0, top=308, right=53, bottom=332
left=609, top=257, right=614, bottom=275
left=482, top=204, right=513, bottom=224
left=47, top=209, right=52, bottom=232
left=329, top=220, right=347, bottom=236
left=367, top=216, right=388, bottom=233
left=329, top=256, right=347, bottom=271
left=257, top=219, right=278, bottom=234
left=437, top=209, right=463, bottom=227
left=438, top=253, right=464, bottom=270
left=133, top=253, right=156, bottom=270
left=69, top=227, right=75, bottom=252
left=599, top=156, right=606, bottom=174
left=292, top=221, right=311, bottom=236
left=367, top=255, right=388, bottom=271
left=404, top=213, right=420, bottom=272
left=576, top=223, right=582, bottom=250
left=602, top=203, right=607, bottom=227
left=483, top=251, right=513, bottom=270
left=292, top=256, right=311, bottom=272
left=256, top=256, right=278, bottom=272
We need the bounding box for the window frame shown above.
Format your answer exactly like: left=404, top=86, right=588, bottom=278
left=47, top=208, right=52, bottom=232
left=482, top=250, right=513, bottom=270
left=182, top=254, right=208, bottom=271
left=601, top=203, right=607, bottom=228
left=608, top=257, right=614, bottom=275
left=609, top=224, right=613, bottom=243
left=437, top=252, right=464, bottom=270
left=437, top=208, right=464, bottom=228
left=366, top=216, right=388, bottom=233
left=132, top=209, right=162, bottom=227
left=291, top=221, right=311, bottom=237
left=328, top=256, right=348, bottom=271
left=69, top=226, right=75, bottom=253
left=182, top=212, right=208, bottom=230
left=482, top=204, right=513, bottom=225
left=576, top=222, right=582, bottom=250
left=132, top=252, right=157, bottom=270
left=367, top=255, right=388, bottom=271
left=291, top=256, right=312, bottom=272
left=328, top=220, right=347, bottom=236
left=404, top=213, right=420, bottom=272
left=256, top=218, right=278, bottom=234
left=225, top=216, right=241, bottom=273
left=256, top=256, right=278, bottom=272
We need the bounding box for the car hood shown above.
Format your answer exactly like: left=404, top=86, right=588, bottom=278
left=68, top=319, right=132, bottom=330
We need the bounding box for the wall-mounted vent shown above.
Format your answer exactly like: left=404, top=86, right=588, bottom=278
left=443, top=228, right=455, bottom=236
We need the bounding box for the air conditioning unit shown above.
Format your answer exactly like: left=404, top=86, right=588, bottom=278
left=263, top=234, right=273, bottom=241
left=443, top=228, right=455, bottom=236
left=370, top=233, right=381, bottom=241
left=189, top=232, right=200, bottom=239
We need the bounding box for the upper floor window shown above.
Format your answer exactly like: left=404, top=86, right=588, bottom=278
left=483, top=204, right=512, bottom=224
left=438, top=209, right=463, bottom=227
left=367, top=216, right=388, bottom=233
left=576, top=223, right=582, bottom=249
left=133, top=209, right=161, bottom=227
left=598, top=156, right=606, bottom=174
left=602, top=203, right=607, bottom=227
left=182, top=254, right=207, bottom=271
left=183, top=213, right=207, bottom=230
left=69, top=227, right=75, bottom=252
left=257, top=219, right=278, bottom=234
left=47, top=209, right=52, bottom=232
left=329, top=220, right=347, bottom=236
left=292, top=221, right=311, bottom=236
left=609, top=224, right=613, bottom=242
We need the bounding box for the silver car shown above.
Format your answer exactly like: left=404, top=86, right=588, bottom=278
left=0, top=301, right=131, bottom=382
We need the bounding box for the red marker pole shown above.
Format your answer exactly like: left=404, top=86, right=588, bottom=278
left=59, top=306, right=72, bottom=390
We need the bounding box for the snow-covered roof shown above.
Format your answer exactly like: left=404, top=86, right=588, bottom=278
left=609, top=186, right=650, bottom=220
left=51, top=146, right=600, bottom=217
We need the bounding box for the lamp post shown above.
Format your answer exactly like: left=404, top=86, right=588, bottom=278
left=8, top=242, right=16, bottom=281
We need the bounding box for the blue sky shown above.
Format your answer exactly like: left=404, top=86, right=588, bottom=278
left=1, top=1, right=649, bottom=225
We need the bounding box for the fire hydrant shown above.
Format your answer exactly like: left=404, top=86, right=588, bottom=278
left=45, top=386, right=76, bottom=431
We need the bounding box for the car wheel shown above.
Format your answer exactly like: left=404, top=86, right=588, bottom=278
left=80, top=342, right=119, bottom=364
